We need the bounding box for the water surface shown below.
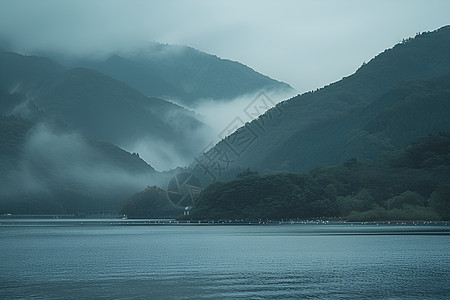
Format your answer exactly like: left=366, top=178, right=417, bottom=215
left=1, top=221, right=449, bottom=299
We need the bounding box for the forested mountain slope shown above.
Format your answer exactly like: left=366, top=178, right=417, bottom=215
left=206, top=26, right=450, bottom=173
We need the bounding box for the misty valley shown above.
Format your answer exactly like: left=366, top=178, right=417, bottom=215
left=1, top=16, right=450, bottom=299
left=1, top=27, right=450, bottom=222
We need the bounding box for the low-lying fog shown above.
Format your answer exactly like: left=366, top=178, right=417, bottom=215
left=123, top=88, right=296, bottom=171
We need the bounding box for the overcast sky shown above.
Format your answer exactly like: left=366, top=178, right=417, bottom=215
left=1, top=0, right=449, bottom=92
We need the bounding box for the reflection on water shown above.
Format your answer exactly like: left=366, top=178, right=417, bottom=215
left=1, top=221, right=449, bottom=299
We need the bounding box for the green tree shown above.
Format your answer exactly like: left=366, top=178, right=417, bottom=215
left=387, top=191, right=425, bottom=209
left=429, top=182, right=450, bottom=220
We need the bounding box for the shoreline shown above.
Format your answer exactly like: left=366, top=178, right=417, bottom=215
left=0, top=217, right=448, bottom=227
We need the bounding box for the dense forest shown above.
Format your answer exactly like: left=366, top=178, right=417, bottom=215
left=121, top=185, right=183, bottom=218
left=188, top=134, right=450, bottom=221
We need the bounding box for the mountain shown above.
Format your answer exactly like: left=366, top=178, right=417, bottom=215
left=261, top=72, right=450, bottom=171
left=0, top=51, right=63, bottom=94
left=202, top=26, right=450, bottom=175
left=3, top=27, right=449, bottom=217
left=0, top=51, right=214, bottom=170
left=59, top=43, right=292, bottom=106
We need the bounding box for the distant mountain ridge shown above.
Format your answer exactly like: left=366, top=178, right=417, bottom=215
left=0, top=51, right=63, bottom=94
left=56, top=43, right=293, bottom=106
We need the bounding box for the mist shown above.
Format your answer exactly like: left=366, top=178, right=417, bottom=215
left=192, top=88, right=297, bottom=141
left=119, top=102, right=216, bottom=172
left=2, top=1, right=449, bottom=92
left=119, top=87, right=296, bottom=171
left=122, top=132, right=212, bottom=172
left=0, top=123, right=165, bottom=212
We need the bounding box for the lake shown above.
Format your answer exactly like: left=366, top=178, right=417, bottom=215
left=1, top=220, right=449, bottom=299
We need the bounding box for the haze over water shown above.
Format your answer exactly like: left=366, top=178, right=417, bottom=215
left=1, top=221, right=449, bottom=299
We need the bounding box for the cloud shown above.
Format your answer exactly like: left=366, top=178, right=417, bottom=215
left=124, top=137, right=194, bottom=172
left=0, top=123, right=161, bottom=199
left=121, top=124, right=215, bottom=172
left=193, top=88, right=296, bottom=141
left=119, top=87, right=295, bottom=171
left=1, top=0, right=449, bottom=92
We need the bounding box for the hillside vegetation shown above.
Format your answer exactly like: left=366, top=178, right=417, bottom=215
left=190, top=134, right=450, bottom=221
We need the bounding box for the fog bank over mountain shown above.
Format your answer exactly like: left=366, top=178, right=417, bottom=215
left=1, top=0, right=449, bottom=92
left=193, top=89, right=296, bottom=139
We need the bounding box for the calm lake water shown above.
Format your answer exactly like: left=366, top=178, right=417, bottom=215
left=1, top=220, right=449, bottom=299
